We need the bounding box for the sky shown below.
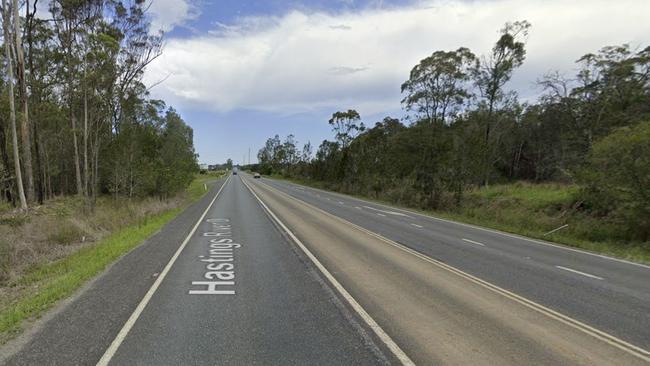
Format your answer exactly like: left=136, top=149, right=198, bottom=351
left=142, top=0, right=650, bottom=165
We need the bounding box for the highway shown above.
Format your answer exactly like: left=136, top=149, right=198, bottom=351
left=2, top=173, right=649, bottom=365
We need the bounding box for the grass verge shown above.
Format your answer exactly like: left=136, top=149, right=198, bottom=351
left=271, top=175, right=650, bottom=265
left=0, top=172, right=224, bottom=344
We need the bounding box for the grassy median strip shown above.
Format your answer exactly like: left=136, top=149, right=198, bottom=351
left=0, top=172, right=224, bottom=344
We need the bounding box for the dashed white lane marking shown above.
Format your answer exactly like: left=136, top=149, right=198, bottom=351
left=556, top=266, right=604, bottom=280
left=363, top=205, right=412, bottom=218
left=263, top=179, right=650, bottom=362
left=355, top=206, right=362, bottom=209
left=377, top=213, right=387, bottom=217
left=462, top=238, right=486, bottom=247
left=338, top=201, right=345, bottom=204
left=410, top=223, right=423, bottom=228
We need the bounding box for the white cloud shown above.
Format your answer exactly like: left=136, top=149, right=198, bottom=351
left=148, top=0, right=200, bottom=32
left=143, top=0, right=650, bottom=115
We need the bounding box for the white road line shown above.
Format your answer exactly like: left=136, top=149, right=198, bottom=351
left=338, top=201, right=345, bottom=204
left=355, top=206, right=362, bottom=210
left=96, top=176, right=231, bottom=366
left=275, top=180, right=650, bottom=270
left=241, top=177, right=415, bottom=366
left=555, top=266, right=604, bottom=281
left=462, top=238, right=486, bottom=247
left=410, top=223, right=423, bottom=228
left=363, top=205, right=412, bottom=218
left=377, top=213, right=386, bottom=217
left=258, top=179, right=650, bottom=363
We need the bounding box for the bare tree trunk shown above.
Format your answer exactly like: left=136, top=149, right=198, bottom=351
left=12, top=0, right=34, bottom=202
left=2, top=0, right=27, bottom=209
left=71, top=113, right=83, bottom=195
left=83, top=84, right=89, bottom=196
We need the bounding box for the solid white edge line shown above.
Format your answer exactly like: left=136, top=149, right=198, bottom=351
left=96, top=175, right=231, bottom=366
left=556, top=266, right=604, bottom=280
left=270, top=179, right=650, bottom=270
left=241, top=177, right=415, bottom=366
left=377, top=213, right=386, bottom=217
left=462, top=238, right=486, bottom=247
left=410, top=223, right=423, bottom=228
left=256, top=178, right=650, bottom=363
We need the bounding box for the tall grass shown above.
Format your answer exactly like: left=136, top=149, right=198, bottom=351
left=0, top=172, right=224, bottom=344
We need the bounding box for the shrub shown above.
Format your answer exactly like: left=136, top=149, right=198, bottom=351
left=0, top=240, right=10, bottom=284
left=47, top=221, right=86, bottom=245
left=580, top=121, right=650, bottom=241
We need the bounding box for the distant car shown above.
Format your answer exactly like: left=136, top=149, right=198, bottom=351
left=253, top=173, right=261, bottom=179
left=232, top=170, right=237, bottom=175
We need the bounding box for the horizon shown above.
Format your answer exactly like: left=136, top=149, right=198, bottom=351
left=138, top=0, right=650, bottom=165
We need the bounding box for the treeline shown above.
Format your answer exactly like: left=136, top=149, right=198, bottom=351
left=256, top=21, right=650, bottom=241
left=0, top=0, right=197, bottom=210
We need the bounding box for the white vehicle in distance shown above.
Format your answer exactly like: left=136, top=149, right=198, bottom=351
left=253, top=172, right=261, bottom=179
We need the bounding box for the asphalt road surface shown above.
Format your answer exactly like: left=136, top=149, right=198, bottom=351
left=2, top=173, right=649, bottom=365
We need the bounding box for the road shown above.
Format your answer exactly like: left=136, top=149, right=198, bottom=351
left=2, top=173, right=649, bottom=365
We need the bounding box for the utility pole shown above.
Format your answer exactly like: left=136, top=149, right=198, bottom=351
left=248, top=148, right=251, bottom=166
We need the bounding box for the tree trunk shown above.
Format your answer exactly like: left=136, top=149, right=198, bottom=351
left=83, top=84, right=89, bottom=197
left=71, top=113, right=83, bottom=195
left=2, top=1, right=27, bottom=209
left=13, top=0, right=34, bottom=202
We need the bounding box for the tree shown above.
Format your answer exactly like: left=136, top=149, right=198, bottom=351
left=401, top=47, right=476, bottom=125
left=12, top=0, right=34, bottom=201
left=328, top=109, right=364, bottom=149
left=473, top=20, right=531, bottom=186
left=580, top=121, right=650, bottom=240
left=225, top=158, right=233, bottom=170
left=1, top=0, right=27, bottom=209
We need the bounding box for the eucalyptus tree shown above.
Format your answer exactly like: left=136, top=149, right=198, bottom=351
left=1, top=0, right=27, bottom=208
left=328, top=109, right=364, bottom=149
left=401, top=47, right=476, bottom=125
left=473, top=20, right=531, bottom=186
left=12, top=0, right=34, bottom=201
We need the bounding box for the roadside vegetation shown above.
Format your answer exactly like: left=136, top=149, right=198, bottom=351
left=0, top=0, right=222, bottom=343
left=252, top=21, right=650, bottom=262
left=0, top=170, right=225, bottom=344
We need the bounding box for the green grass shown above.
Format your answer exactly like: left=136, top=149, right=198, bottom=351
left=0, top=173, right=224, bottom=344
left=272, top=176, right=650, bottom=265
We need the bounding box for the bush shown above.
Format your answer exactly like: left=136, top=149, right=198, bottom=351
left=0, top=240, right=10, bottom=283
left=580, top=121, right=650, bottom=241
left=47, top=221, right=86, bottom=245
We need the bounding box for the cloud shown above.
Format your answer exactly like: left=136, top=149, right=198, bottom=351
left=148, top=0, right=200, bottom=32
left=144, top=0, right=650, bottom=115
left=329, top=66, right=370, bottom=75
left=329, top=24, right=352, bottom=30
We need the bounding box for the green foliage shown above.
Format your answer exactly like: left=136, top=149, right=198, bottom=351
left=580, top=121, right=650, bottom=240
left=401, top=47, right=476, bottom=124
left=257, top=21, right=649, bottom=246
left=328, top=110, right=364, bottom=148
left=0, top=174, right=215, bottom=343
